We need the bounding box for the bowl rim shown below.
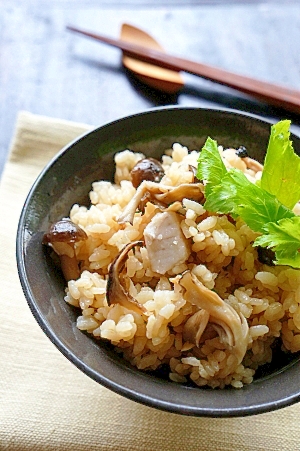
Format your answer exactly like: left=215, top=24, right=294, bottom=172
left=16, top=105, right=300, bottom=417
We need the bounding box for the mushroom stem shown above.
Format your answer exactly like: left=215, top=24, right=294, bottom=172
left=118, top=181, right=161, bottom=224
left=60, top=254, right=80, bottom=281
left=118, top=180, right=204, bottom=225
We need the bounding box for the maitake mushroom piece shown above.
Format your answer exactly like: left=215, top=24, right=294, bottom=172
left=183, top=309, right=210, bottom=347
left=118, top=180, right=204, bottom=225
left=180, top=272, right=249, bottom=377
left=42, top=218, right=88, bottom=282
left=106, top=241, right=146, bottom=315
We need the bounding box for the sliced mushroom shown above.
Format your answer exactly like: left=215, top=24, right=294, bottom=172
left=42, top=218, right=88, bottom=281
left=235, top=146, right=263, bottom=173
left=144, top=211, right=190, bottom=274
left=155, top=183, right=204, bottom=204
left=118, top=180, right=204, bottom=225
left=241, top=156, right=263, bottom=173
left=180, top=272, right=249, bottom=377
left=106, top=241, right=146, bottom=315
left=188, top=164, right=202, bottom=183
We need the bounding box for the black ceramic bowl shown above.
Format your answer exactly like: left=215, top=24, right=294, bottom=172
left=17, top=106, right=300, bottom=417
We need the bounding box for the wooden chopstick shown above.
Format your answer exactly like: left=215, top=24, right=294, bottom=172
left=66, top=25, right=300, bottom=114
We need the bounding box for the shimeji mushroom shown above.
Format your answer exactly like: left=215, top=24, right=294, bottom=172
left=42, top=218, right=87, bottom=281
left=180, top=272, right=249, bottom=377
left=130, top=157, right=165, bottom=188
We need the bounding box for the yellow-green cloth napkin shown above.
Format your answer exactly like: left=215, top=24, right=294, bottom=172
left=1, top=111, right=300, bottom=451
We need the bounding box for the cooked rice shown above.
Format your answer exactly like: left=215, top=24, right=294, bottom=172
left=63, top=142, right=300, bottom=389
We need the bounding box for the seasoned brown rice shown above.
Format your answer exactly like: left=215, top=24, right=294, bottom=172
left=63, top=142, right=300, bottom=389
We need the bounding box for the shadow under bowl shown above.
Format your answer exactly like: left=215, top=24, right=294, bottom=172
left=17, top=106, right=300, bottom=417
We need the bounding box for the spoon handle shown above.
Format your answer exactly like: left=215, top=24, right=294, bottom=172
left=67, top=25, right=300, bottom=113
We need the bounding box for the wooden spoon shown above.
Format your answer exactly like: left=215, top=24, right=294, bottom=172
left=120, top=23, right=184, bottom=93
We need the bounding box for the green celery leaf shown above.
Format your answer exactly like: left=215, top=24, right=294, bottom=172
left=203, top=173, right=237, bottom=215
left=196, top=137, right=227, bottom=197
left=254, top=216, right=300, bottom=268
left=205, top=169, right=295, bottom=232
left=261, top=120, right=300, bottom=210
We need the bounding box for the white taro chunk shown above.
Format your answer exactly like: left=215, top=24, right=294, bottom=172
left=144, top=211, right=190, bottom=275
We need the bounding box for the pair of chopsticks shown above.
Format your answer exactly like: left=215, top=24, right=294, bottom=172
left=67, top=25, right=300, bottom=114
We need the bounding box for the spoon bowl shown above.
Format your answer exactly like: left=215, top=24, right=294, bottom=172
left=121, top=23, right=184, bottom=93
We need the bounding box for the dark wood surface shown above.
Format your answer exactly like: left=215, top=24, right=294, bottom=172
left=1, top=1, right=300, bottom=179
